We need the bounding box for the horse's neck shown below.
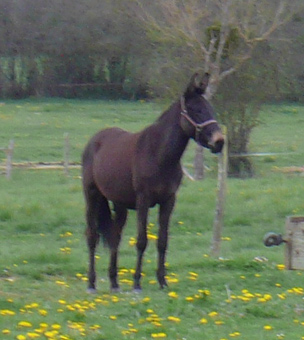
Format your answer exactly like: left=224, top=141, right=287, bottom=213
left=154, top=102, right=189, bottom=166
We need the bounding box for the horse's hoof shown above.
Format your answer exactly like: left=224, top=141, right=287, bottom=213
left=87, top=287, right=97, bottom=294
left=160, top=284, right=168, bottom=290
left=133, top=288, right=142, bottom=294
left=158, top=278, right=168, bottom=289
left=111, top=287, right=120, bottom=293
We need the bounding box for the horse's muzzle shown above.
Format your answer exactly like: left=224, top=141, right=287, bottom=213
left=209, top=131, right=224, bottom=154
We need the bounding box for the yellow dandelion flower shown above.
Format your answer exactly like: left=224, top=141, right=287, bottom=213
left=142, top=297, right=151, bottom=303
left=151, top=333, right=167, bottom=338
left=229, top=332, right=241, bottom=337
left=39, top=309, right=48, bottom=316
left=44, top=331, right=56, bottom=338
left=292, top=287, right=304, bottom=295
left=39, top=323, right=48, bottom=329
left=166, top=277, right=179, bottom=283
left=263, top=325, right=273, bottom=330
left=18, top=321, right=33, bottom=328
left=27, top=332, right=40, bottom=339
left=16, top=335, right=27, bottom=340
left=90, top=325, right=101, bottom=330
left=168, top=291, right=178, bottom=298
left=167, top=316, right=181, bottom=323
left=221, top=236, right=231, bottom=241
left=200, top=318, right=208, bottom=324
left=208, top=311, right=218, bottom=317
left=276, top=264, right=285, bottom=271
left=51, top=324, right=61, bottom=330
left=111, top=296, right=120, bottom=303
left=27, top=303, right=39, bottom=309
left=1, top=309, right=15, bottom=316
left=2, top=329, right=11, bottom=335
left=188, top=271, right=198, bottom=277
left=109, top=315, right=117, bottom=320
left=185, top=296, right=194, bottom=302
left=199, top=289, right=211, bottom=296
left=129, top=328, right=138, bottom=333
left=215, top=320, right=224, bottom=325
left=55, top=280, right=66, bottom=286
left=128, top=237, right=136, bottom=246
left=188, top=276, right=197, bottom=281
left=240, top=296, right=250, bottom=302
left=147, top=233, right=158, bottom=240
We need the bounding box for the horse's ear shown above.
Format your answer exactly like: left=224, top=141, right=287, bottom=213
left=185, top=72, right=210, bottom=97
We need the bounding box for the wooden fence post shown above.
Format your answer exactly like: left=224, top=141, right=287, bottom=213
left=6, top=140, right=14, bottom=180
left=211, top=126, right=228, bottom=257
left=64, top=133, right=70, bottom=176
left=194, top=144, right=204, bottom=180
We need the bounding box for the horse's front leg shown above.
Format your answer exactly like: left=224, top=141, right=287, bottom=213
left=157, top=195, right=176, bottom=289
left=134, top=193, right=149, bottom=292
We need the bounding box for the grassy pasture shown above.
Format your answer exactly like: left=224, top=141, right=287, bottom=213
left=0, top=99, right=304, bottom=340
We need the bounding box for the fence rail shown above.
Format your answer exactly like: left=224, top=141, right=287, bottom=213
left=0, top=134, right=74, bottom=178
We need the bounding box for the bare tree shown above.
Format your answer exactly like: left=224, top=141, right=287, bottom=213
left=134, top=0, right=299, bottom=97
left=133, top=0, right=303, bottom=177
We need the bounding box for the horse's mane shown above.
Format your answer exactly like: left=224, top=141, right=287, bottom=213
left=155, top=100, right=180, bottom=125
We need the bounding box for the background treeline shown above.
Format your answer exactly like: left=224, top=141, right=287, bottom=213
left=0, top=0, right=304, bottom=102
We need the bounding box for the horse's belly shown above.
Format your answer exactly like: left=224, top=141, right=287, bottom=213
left=95, top=169, right=136, bottom=208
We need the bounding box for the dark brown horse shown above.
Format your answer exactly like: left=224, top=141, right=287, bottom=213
left=82, top=72, right=224, bottom=293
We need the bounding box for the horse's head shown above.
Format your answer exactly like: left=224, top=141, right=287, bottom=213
left=180, top=72, right=224, bottom=154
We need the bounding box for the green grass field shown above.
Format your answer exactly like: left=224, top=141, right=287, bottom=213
left=0, top=99, right=304, bottom=340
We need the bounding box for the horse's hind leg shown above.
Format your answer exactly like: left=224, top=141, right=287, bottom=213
left=85, top=184, right=112, bottom=293
left=157, top=195, right=176, bottom=289
left=85, top=186, right=100, bottom=293
left=108, top=204, right=128, bottom=291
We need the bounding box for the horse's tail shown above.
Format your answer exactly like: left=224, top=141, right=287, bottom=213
left=96, top=196, right=113, bottom=247
left=82, top=137, right=113, bottom=247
